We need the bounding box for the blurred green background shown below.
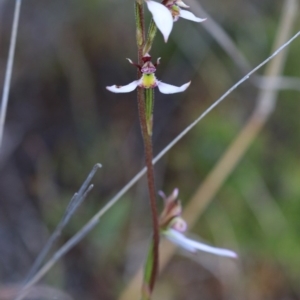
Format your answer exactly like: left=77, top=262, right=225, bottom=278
left=0, top=0, right=300, bottom=299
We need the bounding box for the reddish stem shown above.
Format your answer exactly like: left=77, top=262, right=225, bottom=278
left=137, top=88, right=160, bottom=291
left=135, top=0, right=160, bottom=294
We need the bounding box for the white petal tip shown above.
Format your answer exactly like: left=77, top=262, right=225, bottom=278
left=146, top=0, right=173, bottom=43
left=172, top=188, right=179, bottom=199
left=176, top=0, right=189, bottom=8
left=220, top=250, right=238, bottom=259
left=204, top=247, right=238, bottom=259
left=166, top=229, right=238, bottom=259
left=158, top=190, right=166, bottom=199
left=196, top=17, right=207, bottom=23
left=106, top=80, right=139, bottom=93
left=157, top=81, right=191, bottom=94
left=180, top=10, right=207, bottom=23
left=185, top=81, right=191, bottom=88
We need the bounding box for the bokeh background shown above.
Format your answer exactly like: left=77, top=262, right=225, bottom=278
left=0, top=0, right=300, bottom=299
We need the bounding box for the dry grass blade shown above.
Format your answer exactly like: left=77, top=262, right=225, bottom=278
left=188, top=0, right=251, bottom=73
left=253, top=75, right=300, bottom=92
left=0, top=285, right=73, bottom=300
left=119, top=0, right=298, bottom=299
left=0, top=0, right=22, bottom=150
left=23, top=164, right=101, bottom=286
left=189, top=0, right=300, bottom=93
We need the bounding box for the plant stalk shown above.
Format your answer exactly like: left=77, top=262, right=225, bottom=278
left=135, top=1, right=160, bottom=297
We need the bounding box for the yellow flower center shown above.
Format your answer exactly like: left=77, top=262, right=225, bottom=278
left=141, top=73, right=156, bottom=89
left=170, top=5, right=180, bottom=19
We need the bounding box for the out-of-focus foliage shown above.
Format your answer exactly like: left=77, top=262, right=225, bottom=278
left=0, top=0, right=299, bottom=299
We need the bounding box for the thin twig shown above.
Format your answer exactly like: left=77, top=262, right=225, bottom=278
left=14, top=30, right=300, bottom=300
left=0, top=0, right=22, bottom=149
left=23, top=163, right=101, bottom=285
left=14, top=206, right=99, bottom=300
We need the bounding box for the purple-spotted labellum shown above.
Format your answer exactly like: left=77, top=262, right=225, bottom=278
left=106, top=54, right=190, bottom=94
left=159, top=189, right=238, bottom=258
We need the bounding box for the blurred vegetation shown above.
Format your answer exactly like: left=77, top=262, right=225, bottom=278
left=0, top=0, right=300, bottom=299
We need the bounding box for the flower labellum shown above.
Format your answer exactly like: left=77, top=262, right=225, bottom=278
left=106, top=55, right=190, bottom=94
left=106, top=55, right=190, bottom=135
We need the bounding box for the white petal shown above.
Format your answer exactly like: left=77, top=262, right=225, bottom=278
left=179, top=10, right=206, bottom=22
left=146, top=0, right=173, bottom=42
left=106, top=80, right=139, bottom=93
left=165, top=229, right=237, bottom=258
left=165, top=230, right=196, bottom=252
left=176, top=0, right=189, bottom=8
left=185, top=238, right=238, bottom=258
left=157, top=81, right=190, bottom=94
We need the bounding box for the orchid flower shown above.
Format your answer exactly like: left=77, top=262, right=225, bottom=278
left=145, top=0, right=206, bottom=42
left=165, top=0, right=206, bottom=22
left=159, top=189, right=238, bottom=258
left=106, top=54, right=190, bottom=94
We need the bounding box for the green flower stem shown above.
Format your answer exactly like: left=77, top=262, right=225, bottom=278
left=136, top=86, right=160, bottom=296
left=143, top=19, right=157, bottom=55
left=135, top=1, right=160, bottom=297
left=145, top=88, right=154, bottom=136
left=141, top=239, right=155, bottom=300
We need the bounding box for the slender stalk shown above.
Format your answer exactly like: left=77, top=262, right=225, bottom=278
left=135, top=1, right=160, bottom=295
left=0, top=0, right=22, bottom=149
left=136, top=100, right=159, bottom=293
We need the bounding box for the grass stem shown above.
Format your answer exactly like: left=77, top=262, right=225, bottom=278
left=0, top=0, right=22, bottom=150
